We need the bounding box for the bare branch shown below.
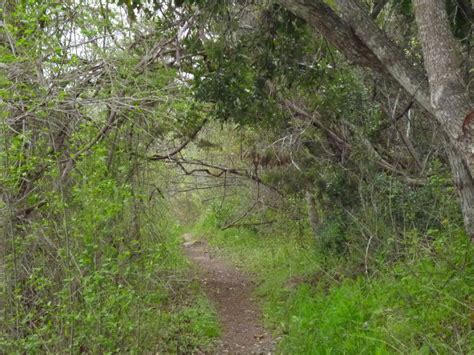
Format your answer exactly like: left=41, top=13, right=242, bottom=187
left=149, top=119, right=208, bottom=161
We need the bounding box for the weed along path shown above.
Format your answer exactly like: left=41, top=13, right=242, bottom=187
left=183, top=234, right=274, bottom=354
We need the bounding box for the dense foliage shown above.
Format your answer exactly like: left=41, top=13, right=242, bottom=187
left=0, top=1, right=216, bottom=352
left=1, top=0, right=472, bottom=353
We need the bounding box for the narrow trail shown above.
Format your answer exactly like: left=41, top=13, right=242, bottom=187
left=183, top=234, right=275, bottom=354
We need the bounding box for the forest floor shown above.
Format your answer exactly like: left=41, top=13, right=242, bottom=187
left=183, top=233, right=275, bottom=354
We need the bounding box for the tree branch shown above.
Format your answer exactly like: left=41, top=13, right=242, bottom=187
left=149, top=119, right=207, bottom=161
left=156, top=157, right=284, bottom=195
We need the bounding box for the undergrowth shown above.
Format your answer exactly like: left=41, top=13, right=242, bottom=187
left=1, top=221, right=219, bottom=354
left=192, top=213, right=473, bottom=354
left=1, top=144, right=219, bottom=353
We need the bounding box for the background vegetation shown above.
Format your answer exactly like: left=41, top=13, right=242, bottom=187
left=1, top=0, right=472, bottom=353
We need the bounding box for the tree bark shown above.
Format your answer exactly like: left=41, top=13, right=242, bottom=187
left=371, top=0, right=388, bottom=19
left=277, top=0, right=383, bottom=69
left=414, top=0, right=474, bottom=238
left=447, top=147, right=474, bottom=238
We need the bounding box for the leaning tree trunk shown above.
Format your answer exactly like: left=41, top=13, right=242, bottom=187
left=414, top=0, right=474, bottom=239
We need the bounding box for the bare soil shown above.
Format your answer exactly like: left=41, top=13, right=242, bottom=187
left=183, top=234, right=275, bottom=354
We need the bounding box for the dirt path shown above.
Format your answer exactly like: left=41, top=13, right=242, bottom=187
left=183, top=234, right=274, bottom=354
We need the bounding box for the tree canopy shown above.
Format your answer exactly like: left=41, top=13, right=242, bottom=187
left=1, top=0, right=472, bottom=353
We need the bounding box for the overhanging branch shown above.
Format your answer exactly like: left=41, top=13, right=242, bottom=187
left=149, top=119, right=207, bottom=161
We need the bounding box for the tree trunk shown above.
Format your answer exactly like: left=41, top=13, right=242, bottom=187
left=447, top=148, right=474, bottom=238
left=414, top=0, right=474, bottom=238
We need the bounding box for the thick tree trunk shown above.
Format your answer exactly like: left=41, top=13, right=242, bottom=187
left=305, top=190, right=320, bottom=241
left=414, top=0, right=474, bottom=238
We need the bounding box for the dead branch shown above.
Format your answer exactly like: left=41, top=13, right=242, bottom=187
left=149, top=119, right=207, bottom=161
